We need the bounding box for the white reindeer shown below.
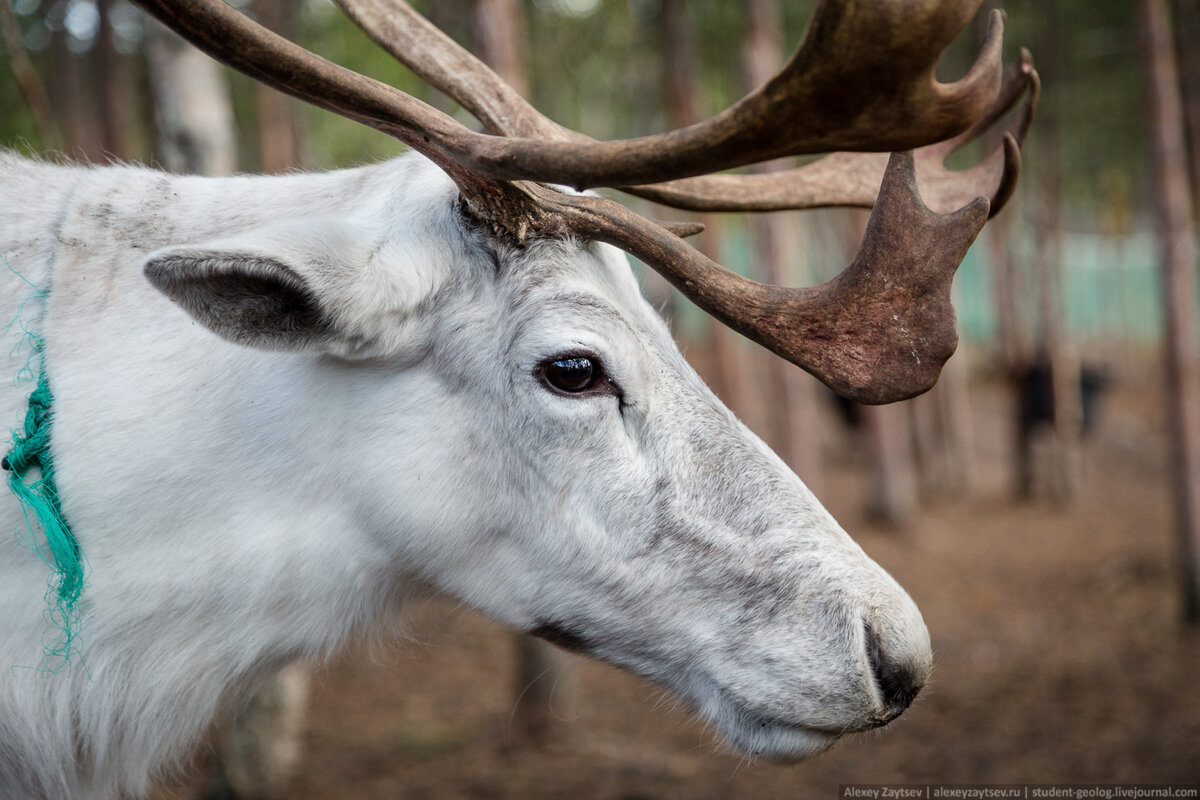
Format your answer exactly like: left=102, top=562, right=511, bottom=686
left=0, top=0, right=1036, bottom=797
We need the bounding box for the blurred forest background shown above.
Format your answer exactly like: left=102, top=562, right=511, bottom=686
left=2, top=0, right=1200, bottom=797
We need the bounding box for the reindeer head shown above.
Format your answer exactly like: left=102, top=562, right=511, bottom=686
left=132, top=0, right=1036, bottom=760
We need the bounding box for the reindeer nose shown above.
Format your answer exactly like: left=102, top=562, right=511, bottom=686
left=864, top=622, right=927, bottom=725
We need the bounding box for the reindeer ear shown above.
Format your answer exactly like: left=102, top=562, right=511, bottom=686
left=144, top=249, right=334, bottom=351
left=144, top=219, right=381, bottom=355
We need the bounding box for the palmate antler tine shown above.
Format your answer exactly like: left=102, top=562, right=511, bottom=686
left=624, top=53, right=1039, bottom=217
left=536, top=152, right=988, bottom=404
left=925, top=48, right=1039, bottom=159
left=917, top=55, right=1040, bottom=213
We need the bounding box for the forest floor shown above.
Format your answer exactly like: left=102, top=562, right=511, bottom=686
left=161, top=353, right=1200, bottom=799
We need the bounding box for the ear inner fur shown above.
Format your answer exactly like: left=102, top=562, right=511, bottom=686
left=144, top=254, right=335, bottom=351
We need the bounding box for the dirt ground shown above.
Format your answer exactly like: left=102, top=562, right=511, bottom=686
left=162, top=354, right=1200, bottom=799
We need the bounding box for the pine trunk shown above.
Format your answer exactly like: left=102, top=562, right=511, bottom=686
left=254, top=0, right=306, bottom=173
left=1174, top=0, right=1200, bottom=218
left=740, top=0, right=823, bottom=492
left=1139, top=0, right=1200, bottom=623
left=95, top=0, right=129, bottom=160
left=659, top=0, right=751, bottom=423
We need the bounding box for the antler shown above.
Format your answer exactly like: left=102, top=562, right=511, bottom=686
left=131, top=0, right=1036, bottom=403
left=338, top=0, right=1037, bottom=217
left=625, top=52, right=1040, bottom=216
left=334, top=0, right=570, bottom=141
left=531, top=152, right=987, bottom=403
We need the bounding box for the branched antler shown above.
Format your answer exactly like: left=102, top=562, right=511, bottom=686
left=625, top=51, right=1039, bottom=216
left=132, top=0, right=1037, bottom=403
left=539, top=152, right=986, bottom=403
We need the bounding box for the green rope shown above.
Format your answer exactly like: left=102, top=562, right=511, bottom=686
left=5, top=331, right=85, bottom=672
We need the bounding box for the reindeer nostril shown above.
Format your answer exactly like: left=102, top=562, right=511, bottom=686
left=864, top=622, right=923, bottom=718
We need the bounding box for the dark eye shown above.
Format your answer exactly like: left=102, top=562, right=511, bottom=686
left=541, top=356, right=599, bottom=394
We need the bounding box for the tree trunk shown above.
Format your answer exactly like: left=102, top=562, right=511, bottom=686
left=47, top=20, right=98, bottom=161
left=471, top=0, right=528, bottom=99
left=213, top=662, right=310, bottom=800
left=1138, top=0, right=1200, bottom=623
left=1174, top=0, right=1200, bottom=218
left=740, top=0, right=823, bottom=492
left=1021, top=1, right=1082, bottom=503
left=986, top=207, right=1024, bottom=368
left=986, top=197, right=1045, bottom=500
left=425, top=0, right=471, bottom=116
left=254, top=0, right=306, bottom=172
left=0, top=0, right=58, bottom=148
left=147, top=25, right=238, bottom=176
left=979, top=0, right=1025, bottom=371
left=910, top=347, right=975, bottom=500
left=861, top=403, right=917, bottom=528
left=95, top=0, right=130, bottom=160
left=659, top=0, right=751, bottom=423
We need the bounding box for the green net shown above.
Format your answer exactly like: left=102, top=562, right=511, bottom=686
left=3, top=269, right=85, bottom=673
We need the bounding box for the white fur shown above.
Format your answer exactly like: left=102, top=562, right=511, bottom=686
left=0, top=151, right=931, bottom=799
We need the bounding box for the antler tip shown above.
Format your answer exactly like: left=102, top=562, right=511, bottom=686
left=987, top=133, right=1021, bottom=218
left=983, top=7, right=1007, bottom=50
left=657, top=220, right=706, bottom=238
left=1018, top=46, right=1035, bottom=73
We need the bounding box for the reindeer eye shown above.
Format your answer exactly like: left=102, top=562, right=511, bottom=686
left=541, top=356, right=599, bottom=394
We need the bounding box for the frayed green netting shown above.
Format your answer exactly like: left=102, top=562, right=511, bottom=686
left=4, top=258, right=85, bottom=673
